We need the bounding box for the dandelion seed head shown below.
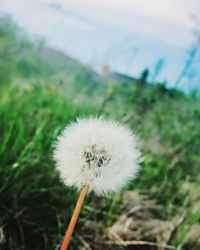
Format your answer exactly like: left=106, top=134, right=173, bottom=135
left=53, top=117, right=141, bottom=195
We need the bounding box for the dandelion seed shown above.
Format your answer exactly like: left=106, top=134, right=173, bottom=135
left=53, top=117, right=141, bottom=250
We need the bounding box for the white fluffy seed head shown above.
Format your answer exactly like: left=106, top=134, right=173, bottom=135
left=53, top=117, right=141, bottom=195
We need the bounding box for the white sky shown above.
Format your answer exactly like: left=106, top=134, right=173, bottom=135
left=45, top=0, right=200, bottom=48
left=1, top=0, right=200, bottom=48
left=57, top=0, right=196, bottom=28
left=0, top=0, right=200, bottom=89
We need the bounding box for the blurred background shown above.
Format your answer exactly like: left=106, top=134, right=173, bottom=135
left=0, top=0, right=200, bottom=249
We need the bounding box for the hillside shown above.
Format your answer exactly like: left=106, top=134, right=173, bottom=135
left=0, top=16, right=200, bottom=250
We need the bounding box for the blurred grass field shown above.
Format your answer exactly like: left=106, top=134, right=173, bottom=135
left=0, top=16, right=200, bottom=250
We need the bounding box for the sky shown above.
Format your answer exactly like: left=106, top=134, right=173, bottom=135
left=0, top=0, right=200, bottom=90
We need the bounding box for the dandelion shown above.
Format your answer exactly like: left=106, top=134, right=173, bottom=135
left=53, top=117, right=141, bottom=250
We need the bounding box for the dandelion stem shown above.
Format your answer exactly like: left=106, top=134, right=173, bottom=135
left=60, top=185, right=89, bottom=250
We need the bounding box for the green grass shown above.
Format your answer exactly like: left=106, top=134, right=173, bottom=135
left=0, top=81, right=97, bottom=249
left=0, top=16, right=200, bottom=249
